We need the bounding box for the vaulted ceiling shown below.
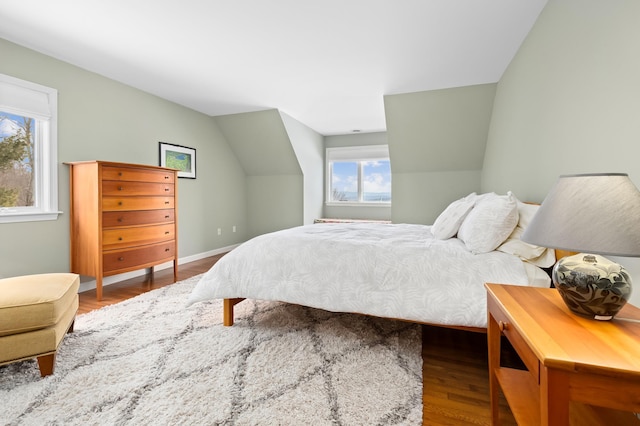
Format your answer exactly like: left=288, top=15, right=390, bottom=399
left=0, top=0, right=547, bottom=135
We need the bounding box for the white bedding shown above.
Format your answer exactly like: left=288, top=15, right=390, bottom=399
left=188, top=223, right=550, bottom=328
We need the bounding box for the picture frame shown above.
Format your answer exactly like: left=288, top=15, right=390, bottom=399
left=159, top=142, right=196, bottom=179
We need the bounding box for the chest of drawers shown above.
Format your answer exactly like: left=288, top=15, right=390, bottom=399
left=67, top=161, right=178, bottom=300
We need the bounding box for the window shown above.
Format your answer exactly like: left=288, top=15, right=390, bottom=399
left=326, top=145, right=391, bottom=205
left=0, top=73, right=59, bottom=223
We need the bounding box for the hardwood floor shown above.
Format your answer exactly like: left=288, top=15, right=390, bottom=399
left=77, top=254, right=517, bottom=425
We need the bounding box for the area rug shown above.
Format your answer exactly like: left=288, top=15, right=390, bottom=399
left=0, top=275, right=423, bottom=425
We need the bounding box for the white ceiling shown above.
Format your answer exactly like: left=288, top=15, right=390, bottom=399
left=0, top=0, right=547, bottom=135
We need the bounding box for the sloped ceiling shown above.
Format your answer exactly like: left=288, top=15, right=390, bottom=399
left=0, top=0, right=547, bottom=135
left=214, top=109, right=301, bottom=176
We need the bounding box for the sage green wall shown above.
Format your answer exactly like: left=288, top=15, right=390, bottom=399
left=280, top=112, right=324, bottom=225
left=481, top=0, right=640, bottom=306
left=214, top=110, right=304, bottom=238
left=0, top=37, right=247, bottom=279
left=323, top=132, right=391, bottom=221
left=384, top=84, right=496, bottom=224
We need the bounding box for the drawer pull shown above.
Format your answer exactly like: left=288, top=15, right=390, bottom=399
left=165, top=215, right=170, bottom=219
left=118, top=257, right=124, bottom=261
left=118, top=237, right=123, bottom=241
left=117, top=217, right=123, bottom=222
left=165, top=201, right=170, bottom=205
left=164, top=176, right=169, bottom=179
left=165, top=248, right=170, bottom=252
left=118, top=201, right=123, bottom=206
left=165, top=231, right=170, bottom=235
left=118, top=186, right=123, bottom=191
left=118, top=172, right=123, bottom=176
left=165, top=188, right=170, bottom=192
left=499, top=321, right=509, bottom=332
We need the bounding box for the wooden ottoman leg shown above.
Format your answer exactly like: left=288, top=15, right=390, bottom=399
left=37, top=353, right=56, bottom=377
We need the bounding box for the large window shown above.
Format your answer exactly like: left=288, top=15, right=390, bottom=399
left=326, top=145, right=391, bottom=205
left=0, top=73, right=59, bottom=223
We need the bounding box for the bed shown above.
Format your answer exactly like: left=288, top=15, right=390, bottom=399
left=187, top=192, right=558, bottom=331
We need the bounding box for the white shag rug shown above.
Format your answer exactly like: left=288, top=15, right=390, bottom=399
left=1, top=275, right=423, bottom=425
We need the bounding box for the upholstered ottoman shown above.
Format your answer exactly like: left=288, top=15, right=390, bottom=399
left=0, top=273, right=79, bottom=377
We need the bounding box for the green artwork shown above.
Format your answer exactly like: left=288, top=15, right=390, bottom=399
left=165, top=150, right=192, bottom=172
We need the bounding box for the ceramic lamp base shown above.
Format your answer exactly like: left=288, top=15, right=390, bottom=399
left=552, top=253, right=632, bottom=320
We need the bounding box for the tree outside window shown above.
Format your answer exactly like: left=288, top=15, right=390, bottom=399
left=0, top=73, right=58, bottom=223
left=0, top=112, right=35, bottom=208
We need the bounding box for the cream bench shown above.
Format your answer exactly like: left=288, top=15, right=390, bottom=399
left=0, top=273, right=79, bottom=377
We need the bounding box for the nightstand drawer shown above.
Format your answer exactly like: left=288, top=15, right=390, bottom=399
left=102, top=209, right=174, bottom=228
left=102, top=166, right=175, bottom=183
left=488, top=296, right=540, bottom=383
left=102, top=223, right=175, bottom=249
left=102, top=196, right=174, bottom=211
left=102, top=180, right=174, bottom=196
left=103, top=241, right=175, bottom=273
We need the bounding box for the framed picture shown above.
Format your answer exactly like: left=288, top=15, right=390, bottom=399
left=159, top=142, right=196, bottom=179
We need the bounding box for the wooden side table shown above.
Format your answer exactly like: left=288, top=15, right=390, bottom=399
left=486, top=283, right=640, bottom=425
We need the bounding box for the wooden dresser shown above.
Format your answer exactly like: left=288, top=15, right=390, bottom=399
left=67, top=161, right=178, bottom=300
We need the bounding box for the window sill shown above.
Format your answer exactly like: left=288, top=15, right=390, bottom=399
left=0, top=211, right=63, bottom=224
left=325, top=202, right=391, bottom=208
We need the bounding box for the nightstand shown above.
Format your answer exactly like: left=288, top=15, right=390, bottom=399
left=485, top=283, right=640, bottom=425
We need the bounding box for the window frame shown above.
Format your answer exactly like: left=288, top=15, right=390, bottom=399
left=325, top=145, right=391, bottom=207
left=0, top=73, right=60, bottom=223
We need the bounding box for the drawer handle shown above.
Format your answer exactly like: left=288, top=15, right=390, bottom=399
left=164, top=188, right=170, bottom=192
left=165, top=215, right=170, bottom=219
left=118, top=257, right=124, bottom=261
left=165, top=248, right=170, bottom=252
left=499, top=321, right=509, bottom=332
left=118, top=201, right=123, bottom=206
left=118, top=237, right=123, bottom=241
left=118, top=186, right=124, bottom=191
left=164, top=176, right=169, bottom=179
left=165, top=231, right=170, bottom=235
left=165, top=201, right=170, bottom=205
left=117, top=217, right=124, bottom=222
left=118, top=172, right=123, bottom=176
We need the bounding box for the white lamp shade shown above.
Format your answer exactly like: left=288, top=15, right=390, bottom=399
left=521, top=173, right=640, bottom=257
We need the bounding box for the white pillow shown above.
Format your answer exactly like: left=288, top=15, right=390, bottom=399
left=497, top=200, right=556, bottom=267
left=458, top=192, right=519, bottom=254
left=431, top=193, right=477, bottom=240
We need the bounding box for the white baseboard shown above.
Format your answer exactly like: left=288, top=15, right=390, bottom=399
left=78, top=244, right=240, bottom=294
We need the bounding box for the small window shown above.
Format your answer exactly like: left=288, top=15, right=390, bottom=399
left=326, top=145, right=391, bottom=205
left=0, top=74, right=59, bottom=223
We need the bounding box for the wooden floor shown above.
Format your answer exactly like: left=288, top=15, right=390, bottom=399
left=78, top=254, right=517, bottom=425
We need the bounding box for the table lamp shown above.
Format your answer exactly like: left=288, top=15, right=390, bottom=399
left=521, top=173, right=640, bottom=320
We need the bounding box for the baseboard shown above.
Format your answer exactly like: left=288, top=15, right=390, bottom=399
left=78, top=244, right=240, bottom=293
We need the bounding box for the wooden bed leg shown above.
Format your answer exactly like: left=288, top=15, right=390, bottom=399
left=223, top=298, right=245, bottom=326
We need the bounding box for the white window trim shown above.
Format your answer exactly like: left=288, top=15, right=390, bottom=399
left=325, top=145, right=391, bottom=207
left=0, top=73, right=60, bottom=223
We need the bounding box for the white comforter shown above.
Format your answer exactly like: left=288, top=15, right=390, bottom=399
left=188, top=223, right=548, bottom=328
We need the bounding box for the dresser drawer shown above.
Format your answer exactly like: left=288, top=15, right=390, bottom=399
left=103, top=241, right=176, bottom=273
left=102, top=209, right=174, bottom=228
left=489, top=298, right=540, bottom=383
left=102, top=223, right=175, bottom=249
left=103, top=196, right=174, bottom=211
left=102, top=180, right=175, bottom=196
left=102, top=166, right=175, bottom=183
